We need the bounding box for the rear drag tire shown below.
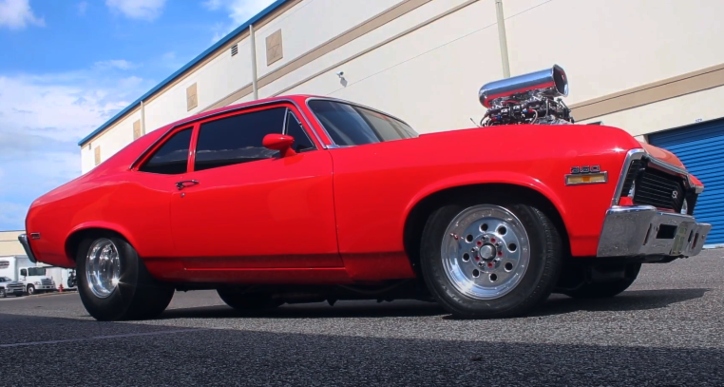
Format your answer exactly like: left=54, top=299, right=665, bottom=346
left=76, top=234, right=175, bottom=321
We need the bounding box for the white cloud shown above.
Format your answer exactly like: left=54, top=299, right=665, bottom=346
left=94, top=59, right=136, bottom=71
left=202, top=0, right=275, bottom=41
left=105, top=0, right=166, bottom=21
left=0, top=201, right=29, bottom=231
left=202, top=0, right=275, bottom=23
left=0, top=75, right=133, bottom=142
left=77, top=1, right=89, bottom=16
left=0, top=0, right=44, bottom=30
left=0, top=67, right=150, bottom=230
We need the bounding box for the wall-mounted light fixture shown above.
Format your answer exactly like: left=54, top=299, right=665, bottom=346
left=336, top=70, right=347, bottom=87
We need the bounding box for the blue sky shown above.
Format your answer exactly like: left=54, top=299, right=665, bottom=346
left=0, top=0, right=274, bottom=230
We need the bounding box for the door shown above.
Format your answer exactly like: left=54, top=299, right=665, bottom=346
left=169, top=104, right=341, bottom=268
left=132, top=125, right=195, bottom=257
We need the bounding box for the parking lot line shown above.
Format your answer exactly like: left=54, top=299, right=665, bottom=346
left=0, top=328, right=209, bottom=348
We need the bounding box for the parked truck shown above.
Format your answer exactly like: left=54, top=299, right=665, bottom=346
left=0, top=276, right=25, bottom=297
left=0, top=255, right=57, bottom=295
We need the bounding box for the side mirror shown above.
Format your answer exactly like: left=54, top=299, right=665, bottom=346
left=262, top=134, right=297, bottom=158
left=20, top=269, right=27, bottom=277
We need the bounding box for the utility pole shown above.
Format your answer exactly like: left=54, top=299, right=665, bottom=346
left=495, top=0, right=511, bottom=78
left=249, top=24, right=259, bottom=100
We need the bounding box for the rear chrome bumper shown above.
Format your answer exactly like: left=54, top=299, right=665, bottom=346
left=18, top=234, right=37, bottom=263
left=596, top=205, right=712, bottom=258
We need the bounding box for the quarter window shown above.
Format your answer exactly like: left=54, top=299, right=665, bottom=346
left=138, top=127, right=192, bottom=175
left=307, top=100, right=418, bottom=146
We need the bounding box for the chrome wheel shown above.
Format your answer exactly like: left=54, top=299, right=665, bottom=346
left=441, top=204, right=531, bottom=300
left=85, top=238, right=121, bottom=299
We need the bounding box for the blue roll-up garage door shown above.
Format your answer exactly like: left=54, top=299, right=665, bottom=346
left=648, top=118, right=724, bottom=247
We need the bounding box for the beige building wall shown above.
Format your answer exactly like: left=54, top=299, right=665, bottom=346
left=252, top=0, right=405, bottom=79
left=504, top=0, right=724, bottom=137
left=77, top=0, right=724, bottom=174
left=81, top=108, right=142, bottom=172
left=579, top=85, right=724, bottom=139
left=266, top=0, right=500, bottom=133
left=0, top=231, right=26, bottom=256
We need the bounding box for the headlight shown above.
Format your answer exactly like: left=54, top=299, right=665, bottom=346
left=34, top=281, right=41, bottom=285
left=681, top=199, right=689, bottom=215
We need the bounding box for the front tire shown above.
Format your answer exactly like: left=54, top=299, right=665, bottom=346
left=419, top=198, right=563, bottom=319
left=76, top=234, right=175, bottom=321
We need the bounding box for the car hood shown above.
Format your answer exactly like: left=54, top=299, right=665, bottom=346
left=638, top=141, right=704, bottom=187
left=639, top=141, right=685, bottom=169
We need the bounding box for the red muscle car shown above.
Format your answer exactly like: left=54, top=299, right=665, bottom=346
left=18, top=65, right=712, bottom=321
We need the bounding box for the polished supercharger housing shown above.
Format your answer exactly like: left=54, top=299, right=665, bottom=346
left=478, top=65, right=574, bottom=126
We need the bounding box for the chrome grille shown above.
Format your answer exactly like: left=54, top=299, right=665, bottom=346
left=622, top=158, right=697, bottom=214
left=634, top=168, right=686, bottom=212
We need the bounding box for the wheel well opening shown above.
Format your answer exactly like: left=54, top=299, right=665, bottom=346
left=403, top=184, right=571, bottom=277
left=65, top=228, right=125, bottom=263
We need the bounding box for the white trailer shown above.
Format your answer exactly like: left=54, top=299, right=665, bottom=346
left=44, top=266, right=77, bottom=291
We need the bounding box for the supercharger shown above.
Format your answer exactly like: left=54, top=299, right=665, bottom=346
left=478, top=64, right=575, bottom=127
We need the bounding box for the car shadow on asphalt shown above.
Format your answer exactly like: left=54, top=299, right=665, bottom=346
left=2, top=312, right=724, bottom=386
left=158, top=299, right=447, bottom=320
left=527, top=287, right=711, bottom=318
left=157, top=287, right=710, bottom=320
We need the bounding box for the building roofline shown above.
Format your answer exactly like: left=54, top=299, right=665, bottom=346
left=77, top=0, right=289, bottom=147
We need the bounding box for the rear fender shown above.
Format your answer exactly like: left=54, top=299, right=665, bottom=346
left=65, top=221, right=139, bottom=259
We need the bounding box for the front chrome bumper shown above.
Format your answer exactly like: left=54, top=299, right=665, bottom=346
left=35, top=284, right=55, bottom=290
left=18, top=234, right=37, bottom=263
left=597, top=205, right=712, bottom=258
left=5, top=286, right=24, bottom=294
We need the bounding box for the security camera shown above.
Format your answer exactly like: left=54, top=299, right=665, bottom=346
left=336, top=71, right=344, bottom=78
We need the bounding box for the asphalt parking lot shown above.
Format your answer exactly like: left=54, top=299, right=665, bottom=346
left=2, top=250, right=724, bottom=386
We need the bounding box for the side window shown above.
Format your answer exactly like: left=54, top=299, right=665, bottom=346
left=284, top=109, right=315, bottom=152
left=138, top=128, right=192, bottom=174
left=194, top=107, right=286, bottom=172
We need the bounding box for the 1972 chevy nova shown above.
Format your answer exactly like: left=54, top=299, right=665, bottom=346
left=19, top=65, right=712, bottom=321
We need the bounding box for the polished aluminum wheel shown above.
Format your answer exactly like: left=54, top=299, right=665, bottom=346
left=85, top=238, right=121, bottom=299
left=441, top=204, right=531, bottom=300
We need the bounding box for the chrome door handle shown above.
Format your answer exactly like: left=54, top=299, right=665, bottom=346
left=175, top=180, right=199, bottom=190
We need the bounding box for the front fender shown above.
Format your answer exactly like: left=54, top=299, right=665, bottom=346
left=402, top=170, right=570, bottom=233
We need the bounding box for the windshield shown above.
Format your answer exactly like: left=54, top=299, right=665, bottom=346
left=27, top=267, right=46, bottom=276
left=307, top=99, right=418, bottom=146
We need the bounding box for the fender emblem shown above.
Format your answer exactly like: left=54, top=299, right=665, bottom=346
left=566, top=165, right=607, bottom=185
left=570, top=165, right=601, bottom=174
